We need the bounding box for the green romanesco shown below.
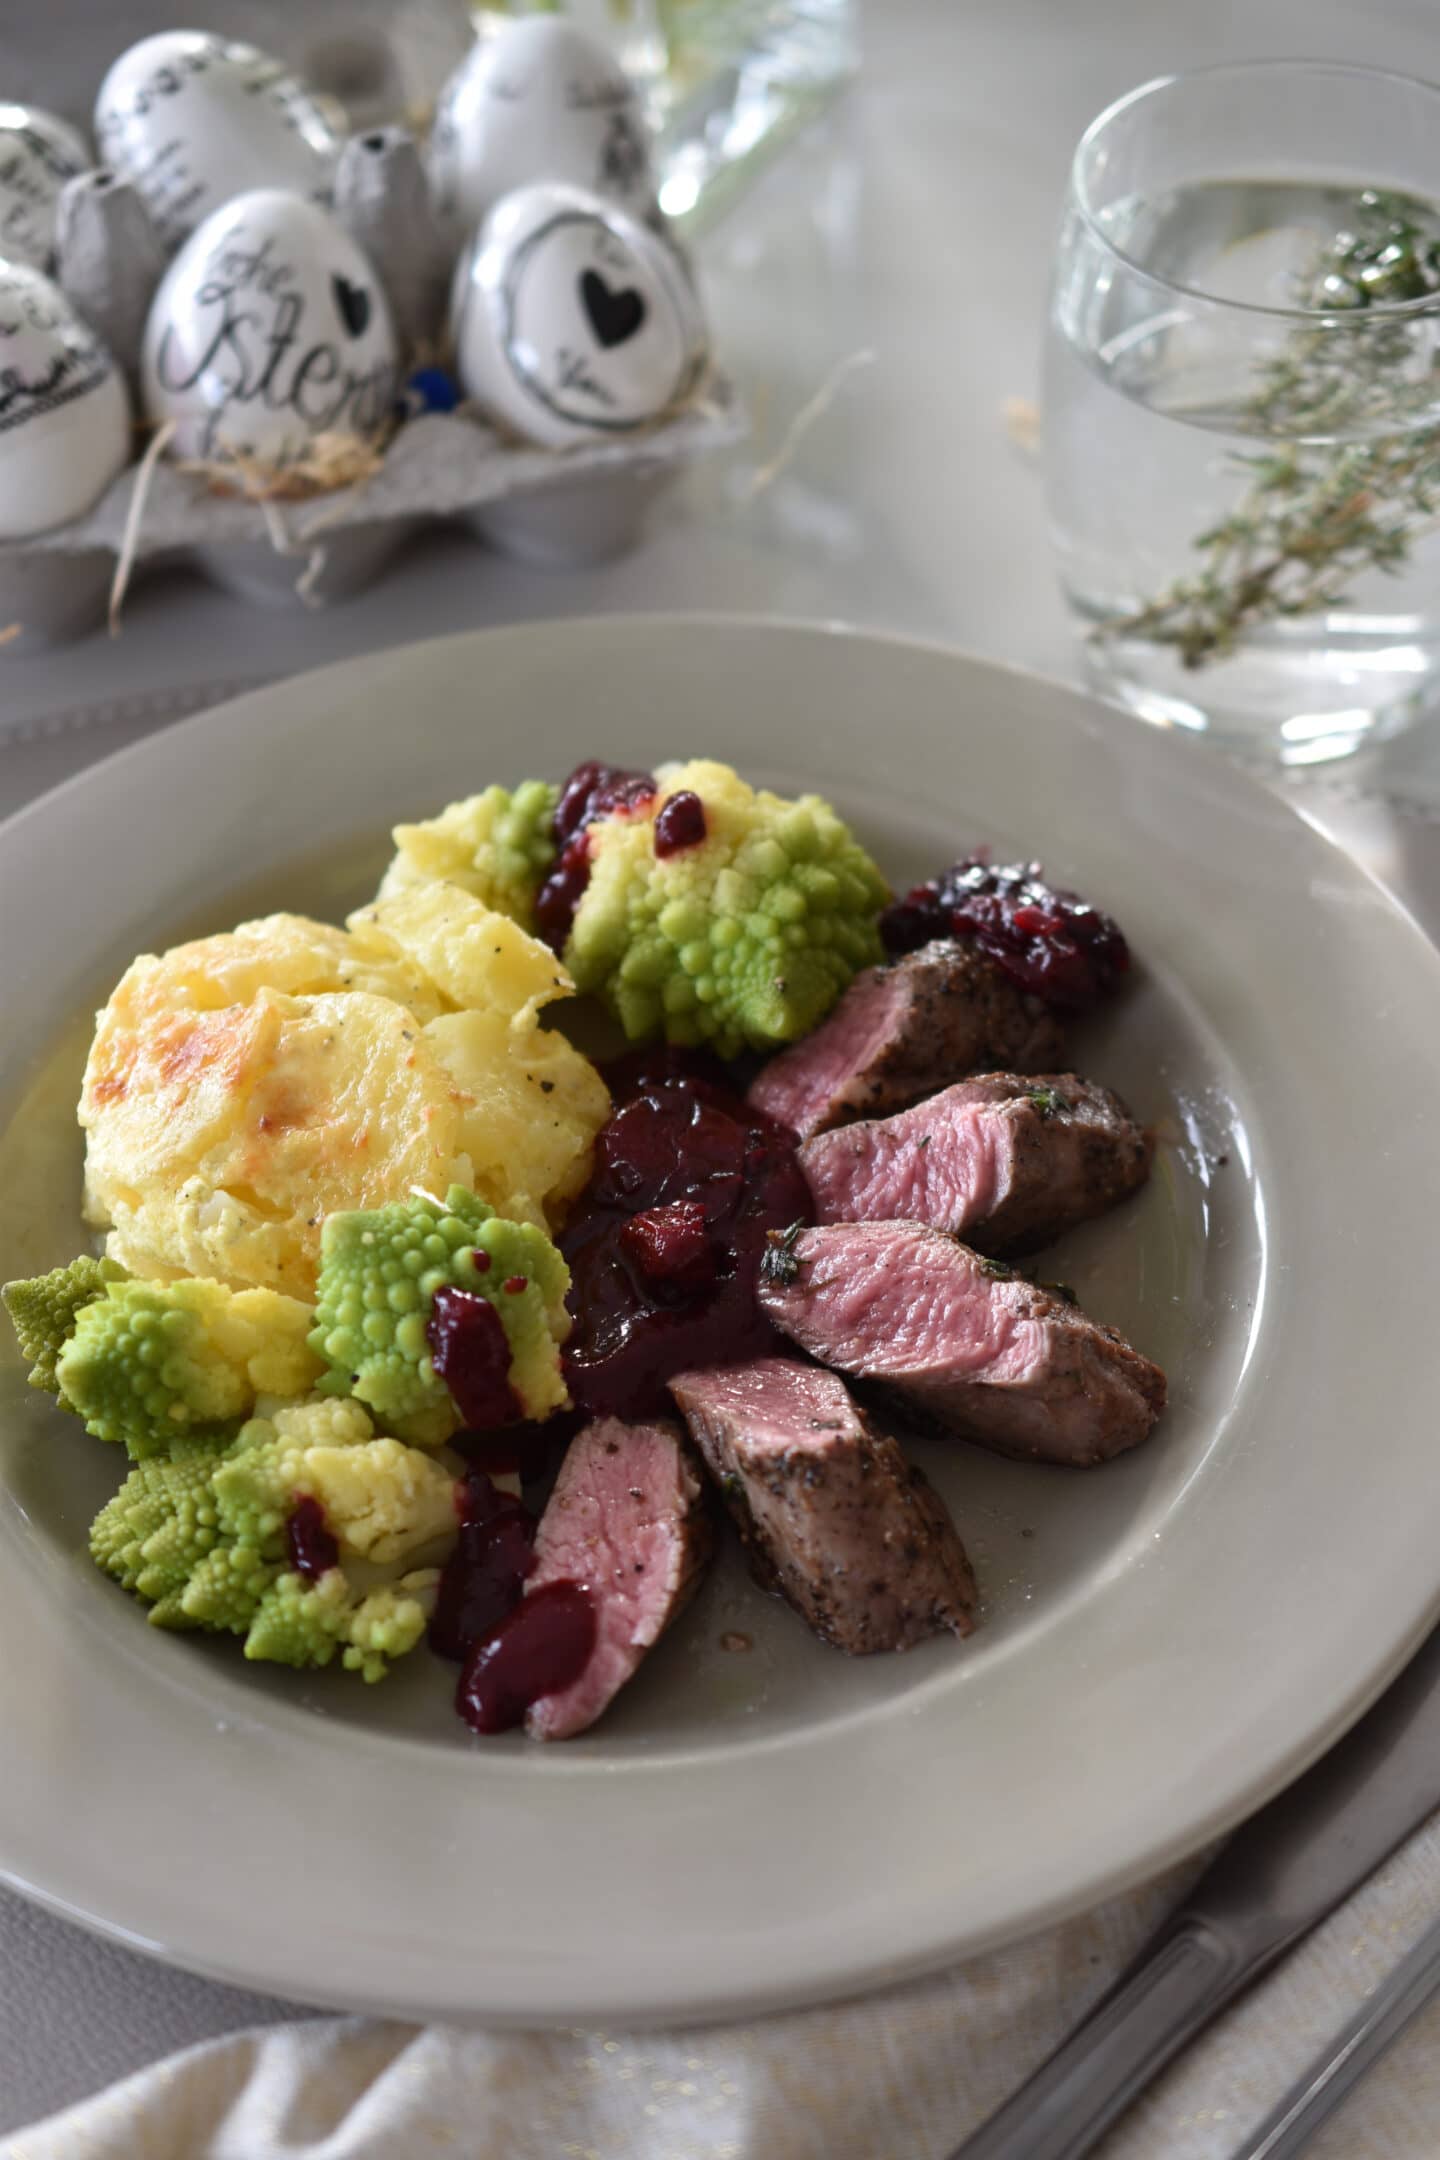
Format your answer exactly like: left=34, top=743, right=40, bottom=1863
left=89, top=1397, right=453, bottom=1680
left=56, top=1276, right=322, bottom=1460
left=179, top=1542, right=284, bottom=1635
left=242, top=1566, right=439, bottom=1682
left=3, top=1253, right=129, bottom=1406
left=379, top=780, right=560, bottom=933
left=308, top=1184, right=570, bottom=1442
left=88, top=1438, right=231, bottom=1624
left=567, top=759, right=889, bottom=1056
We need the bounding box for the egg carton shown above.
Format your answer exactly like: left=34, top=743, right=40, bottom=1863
left=0, top=376, right=743, bottom=645
left=0, top=5, right=744, bottom=648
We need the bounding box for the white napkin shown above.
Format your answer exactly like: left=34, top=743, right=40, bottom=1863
left=6, top=1813, right=1439, bottom=2160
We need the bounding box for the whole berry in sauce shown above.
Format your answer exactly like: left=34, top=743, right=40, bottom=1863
left=653, top=790, right=707, bottom=856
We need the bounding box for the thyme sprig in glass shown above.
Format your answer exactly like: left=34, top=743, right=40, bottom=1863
left=1094, top=191, right=1440, bottom=670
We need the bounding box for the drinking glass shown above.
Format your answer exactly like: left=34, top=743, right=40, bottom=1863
left=1043, top=62, right=1440, bottom=765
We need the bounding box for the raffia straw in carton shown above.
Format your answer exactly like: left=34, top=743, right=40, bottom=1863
left=108, top=419, right=178, bottom=636
left=107, top=425, right=392, bottom=633
left=178, top=426, right=394, bottom=503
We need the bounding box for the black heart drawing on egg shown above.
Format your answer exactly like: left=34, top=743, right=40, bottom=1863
left=580, top=269, right=646, bottom=349
left=332, top=275, right=371, bottom=338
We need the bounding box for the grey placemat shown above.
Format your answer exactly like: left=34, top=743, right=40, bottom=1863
left=0, top=681, right=267, bottom=823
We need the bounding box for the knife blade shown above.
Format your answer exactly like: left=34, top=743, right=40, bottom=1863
left=949, top=1617, right=1440, bottom=2160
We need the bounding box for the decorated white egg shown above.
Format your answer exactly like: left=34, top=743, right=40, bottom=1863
left=95, top=32, right=343, bottom=252
left=141, top=189, right=398, bottom=466
left=431, top=18, right=655, bottom=234
left=0, top=104, right=91, bottom=273
left=0, top=259, right=130, bottom=540
left=451, top=182, right=706, bottom=451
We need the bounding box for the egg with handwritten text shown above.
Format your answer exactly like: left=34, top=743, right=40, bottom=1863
left=0, top=104, right=91, bottom=273
left=431, top=17, right=655, bottom=234
left=141, top=190, right=398, bottom=466
left=96, top=32, right=342, bottom=251
left=452, top=183, right=706, bottom=450
left=0, top=260, right=130, bottom=539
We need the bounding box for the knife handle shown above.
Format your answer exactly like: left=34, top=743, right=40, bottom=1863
left=949, top=1917, right=1252, bottom=2160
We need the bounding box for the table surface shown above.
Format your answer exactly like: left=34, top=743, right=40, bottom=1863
left=6, top=0, right=1440, bottom=2138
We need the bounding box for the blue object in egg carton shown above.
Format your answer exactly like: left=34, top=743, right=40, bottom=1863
left=0, top=11, right=741, bottom=648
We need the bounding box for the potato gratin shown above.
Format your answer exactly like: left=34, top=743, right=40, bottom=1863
left=79, top=886, right=610, bottom=1298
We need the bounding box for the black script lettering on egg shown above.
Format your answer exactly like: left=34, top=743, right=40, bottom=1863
left=153, top=227, right=394, bottom=453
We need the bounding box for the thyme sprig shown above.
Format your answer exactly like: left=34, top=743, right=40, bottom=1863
left=1094, top=191, right=1440, bottom=670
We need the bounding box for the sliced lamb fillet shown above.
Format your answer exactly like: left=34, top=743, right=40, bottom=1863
left=669, top=1358, right=976, bottom=1654
left=525, top=1416, right=713, bottom=1740
left=799, top=1072, right=1151, bottom=1256
left=758, top=1222, right=1165, bottom=1467
left=747, top=938, right=1064, bottom=1141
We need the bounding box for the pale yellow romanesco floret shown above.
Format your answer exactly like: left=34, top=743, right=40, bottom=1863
left=56, top=1276, right=321, bottom=1459
left=217, top=1399, right=458, bottom=1566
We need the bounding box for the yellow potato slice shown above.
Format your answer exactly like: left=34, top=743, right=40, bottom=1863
left=425, top=1006, right=610, bottom=1230
left=377, top=804, right=489, bottom=902
left=351, top=886, right=611, bottom=1226
left=348, top=884, right=571, bottom=1025
left=116, top=912, right=450, bottom=1023
left=83, top=987, right=474, bottom=1297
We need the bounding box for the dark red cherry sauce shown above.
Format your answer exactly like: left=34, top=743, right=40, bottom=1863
left=427, top=1288, right=597, bottom=1729
left=426, top=1284, right=522, bottom=1430
left=429, top=1462, right=536, bottom=1664
left=456, top=1583, right=597, bottom=1734
left=285, top=1494, right=339, bottom=1581
left=559, top=1049, right=812, bottom=1417
left=552, top=759, right=658, bottom=845
left=535, top=760, right=657, bottom=950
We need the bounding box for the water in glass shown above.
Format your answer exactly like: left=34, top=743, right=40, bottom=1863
left=1047, top=170, right=1440, bottom=762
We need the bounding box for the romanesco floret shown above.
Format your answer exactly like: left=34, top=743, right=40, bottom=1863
left=3, top=1254, right=128, bottom=1405
left=180, top=1543, right=283, bottom=1635
left=308, top=1184, right=570, bottom=1441
left=243, top=1566, right=438, bottom=1682
left=379, top=780, right=560, bottom=933
left=215, top=1400, right=457, bottom=1565
left=568, top=760, right=887, bottom=1057
left=56, top=1277, right=321, bottom=1460
left=90, top=1397, right=453, bottom=1680
left=89, top=1441, right=230, bottom=1624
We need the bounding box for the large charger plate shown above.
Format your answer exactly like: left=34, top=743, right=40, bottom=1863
left=2, top=617, right=1435, bottom=2024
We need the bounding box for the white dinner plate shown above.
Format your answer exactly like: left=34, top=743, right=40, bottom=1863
left=2, top=617, right=1438, bottom=2026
